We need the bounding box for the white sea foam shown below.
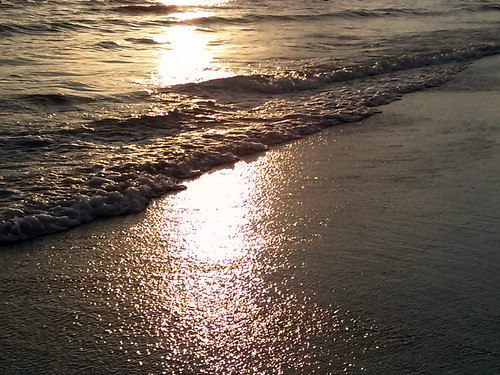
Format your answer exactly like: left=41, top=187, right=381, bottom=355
left=0, top=175, right=185, bottom=242
left=0, top=57, right=482, bottom=243
left=1, top=0, right=500, bottom=243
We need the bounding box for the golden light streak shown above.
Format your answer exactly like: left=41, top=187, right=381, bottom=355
left=153, top=25, right=232, bottom=86
left=156, top=0, right=229, bottom=8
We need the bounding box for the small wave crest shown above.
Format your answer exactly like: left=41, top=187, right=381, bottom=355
left=181, top=44, right=500, bottom=95
left=0, top=1, right=14, bottom=8
left=84, top=111, right=188, bottom=140
left=19, top=93, right=95, bottom=109
left=0, top=21, right=85, bottom=36
left=0, top=135, right=54, bottom=150
left=179, top=7, right=441, bottom=27
left=111, top=4, right=178, bottom=15
left=463, top=4, right=500, bottom=12
left=96, top=40, right=123, bottom=49
left=332, top=7, right=438, bottom=19
left=125, top=37, right=165, bottom=45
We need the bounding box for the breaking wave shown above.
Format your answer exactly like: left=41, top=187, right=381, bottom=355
left=179, top=44, right=500, bottom=95
left=111, top=4, right=178, bottom=14
left=2, top=0, right=500, bottom=244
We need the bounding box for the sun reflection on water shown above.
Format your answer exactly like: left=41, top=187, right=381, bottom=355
left=102, top=155, right=375, bottom=373
left=149, top=0, right=233, bottom=86
left=157, top=168, right=263, bottom=262
left=157, top=0, right=228, bottom=6
left=153, top=25, right=232, bottom=86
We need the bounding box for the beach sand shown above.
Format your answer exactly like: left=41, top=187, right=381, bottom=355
left=1, top=56, right=500, bottom=374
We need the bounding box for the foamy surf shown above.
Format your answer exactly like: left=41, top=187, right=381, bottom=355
left=1, top=0, right=500, bottom=242
left=0, top=56, right=493, bottom=242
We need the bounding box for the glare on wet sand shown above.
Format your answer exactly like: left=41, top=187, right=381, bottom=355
left=100, top=153, right=374, bottom=373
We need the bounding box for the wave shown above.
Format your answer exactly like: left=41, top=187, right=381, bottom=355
left=111, top=4, right=178, bottom=14
left=0, top=135, right=54, bottom=150
left=125, top=37, right=165, bottom=45
left=179, top=7, right=444, bottom=27
left=187, top=3, right=500, bottom=27
left=0, top=21, right=86, bottom=35
left=335, top=7, right=439, bottom=18
left=0, top=175, right=186, bottom=243
left=18, top=93, right=95, bottom=109
left=177, top=44, right=500, bottom=95
left=0, top=1, right=14, bottom=9
left=96, top=40, right=123, bottom=49
left=2, top=44, right=500, bottom=244
left=84, top=111, right=188, bottom=140
left=463, top=4, right=500, bottom=12
left=0, top=89, right=448, bottom=242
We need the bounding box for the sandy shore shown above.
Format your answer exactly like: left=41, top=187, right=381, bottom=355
left=1, top=56, right=500, bottom=374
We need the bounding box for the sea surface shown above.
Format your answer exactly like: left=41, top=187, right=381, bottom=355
left=1, top=0, right=500, bottom=240
left=1, top=59, right=499, bottom=373
left=1, top=2, right=500, bottom=374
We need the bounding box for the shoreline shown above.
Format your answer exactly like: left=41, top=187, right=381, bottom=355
left=1, top=55, right=500, bottom=373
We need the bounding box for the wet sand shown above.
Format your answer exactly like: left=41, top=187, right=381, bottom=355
left=1, top=56, right=500, bottom=374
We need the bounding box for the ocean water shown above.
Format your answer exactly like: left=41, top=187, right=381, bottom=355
left=1, top=0, right=500, bottom=241
left=1, top=2, right=500, bottom=373
left=1, top=61, right=500, bottom=373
